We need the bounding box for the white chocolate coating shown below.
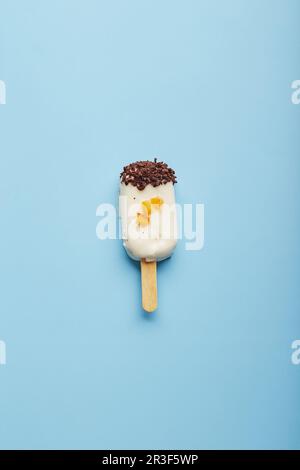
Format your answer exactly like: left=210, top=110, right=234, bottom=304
left=119, top=182, right=177, bottom=261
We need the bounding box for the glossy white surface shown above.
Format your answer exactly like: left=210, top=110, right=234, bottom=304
left=119, top=182, right=177, bottom=261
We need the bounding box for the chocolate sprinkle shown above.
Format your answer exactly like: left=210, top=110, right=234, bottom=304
left=120, top=160, right=177, bottom=190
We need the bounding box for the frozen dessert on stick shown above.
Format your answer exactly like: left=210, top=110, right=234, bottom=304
left=119, top=159, right=177, bottom=312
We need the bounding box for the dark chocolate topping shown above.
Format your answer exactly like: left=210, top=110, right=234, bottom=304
left=120, top=160, right=177, bottom=191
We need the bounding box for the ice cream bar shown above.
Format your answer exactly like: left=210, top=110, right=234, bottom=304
left=119, top=159, right=178, bottom=312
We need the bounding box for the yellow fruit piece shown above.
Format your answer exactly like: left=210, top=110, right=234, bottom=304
left=150, top=197, right=164, bottom=207
left=142, top=200, right=152, bottom=216
left=136, top=213, right=149, bottom=227
left=137, top=197, right=163, bottom=226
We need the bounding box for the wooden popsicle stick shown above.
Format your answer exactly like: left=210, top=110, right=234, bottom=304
left=140, top=259, right=157, bottom=312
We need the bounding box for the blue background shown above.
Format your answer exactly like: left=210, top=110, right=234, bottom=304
left=0, top=0, right=299, bottom=450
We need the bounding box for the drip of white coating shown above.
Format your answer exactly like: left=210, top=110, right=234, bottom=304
left=119, top=182, right=178, bottom=262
